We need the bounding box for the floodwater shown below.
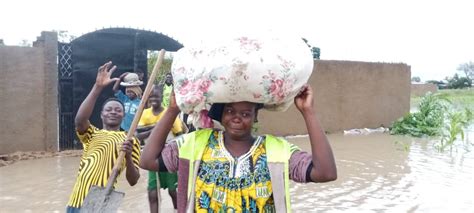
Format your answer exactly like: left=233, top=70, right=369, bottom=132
left=1, top=129, right=473, bottom=212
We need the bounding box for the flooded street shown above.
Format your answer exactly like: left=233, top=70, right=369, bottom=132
left=1, top=130, right=473, bottom=212
left=290, top=129, right=474, bottom=212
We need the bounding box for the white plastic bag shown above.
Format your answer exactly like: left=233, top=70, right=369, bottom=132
left=171, top=33, right=314, bottom=114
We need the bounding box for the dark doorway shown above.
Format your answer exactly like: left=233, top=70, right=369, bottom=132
left=58, top=28, right=183, bottom=150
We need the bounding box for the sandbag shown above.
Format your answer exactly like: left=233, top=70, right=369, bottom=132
left=171, top=33, right=314, bottom=114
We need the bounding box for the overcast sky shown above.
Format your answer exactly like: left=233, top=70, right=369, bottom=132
left=1, top=0, right=473, bottom=81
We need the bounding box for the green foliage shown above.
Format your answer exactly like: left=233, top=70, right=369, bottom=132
left=311, top=47, right=320, bottom=59
left=147, top=51, right=173, bottom=84
left=302, top=37, right=321, bottom=59
left=302, top=38, right=309, bottom=46
left=393, top=92, right=474, bottom=152
left=436, top=108, right=473, bottom=151
left=411, top=76, right=421, bottom=82
left=445, top=74, right=472, bottom=89
left=391, top=93, right=449, bottom=137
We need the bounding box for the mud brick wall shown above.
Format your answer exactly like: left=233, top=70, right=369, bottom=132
left=411, top=83, right=438, bottom=97
left=258, top=60, right=411, bottom=135
left=0, top=32, right=58, bottom=154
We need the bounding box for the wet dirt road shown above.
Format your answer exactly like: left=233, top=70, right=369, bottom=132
left=1, top=130, right=473, bottom=212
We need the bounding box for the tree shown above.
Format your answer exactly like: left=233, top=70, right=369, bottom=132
left=446, top=74, right=472, bottom=89
left=302, top=37, right=321, bottom=59
left=302, top=38, right=310, bottom=47
left=311, top=47, right=321, bottom=59
left=411, top=76, right=421, bottom=82
left=147, top=51, right=173, bottom=83
left=457, top=61, right=474, bottom=81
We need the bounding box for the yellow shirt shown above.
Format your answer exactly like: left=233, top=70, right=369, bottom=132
left=67, top=124, right=141, bottom=208
left=138, top=107, right=183, bottom=135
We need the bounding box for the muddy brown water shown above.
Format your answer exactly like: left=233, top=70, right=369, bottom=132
left=1, top=130, right=473, bottom=212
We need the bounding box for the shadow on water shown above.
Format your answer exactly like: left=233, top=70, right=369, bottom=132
left=1, top=129, right=473, bottom=212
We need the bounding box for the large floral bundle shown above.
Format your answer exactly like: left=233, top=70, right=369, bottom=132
left=171, top=33, right=314, bottom=115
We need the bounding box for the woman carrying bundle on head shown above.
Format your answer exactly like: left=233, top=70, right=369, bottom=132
left=140, top=34, right=337, bottom=212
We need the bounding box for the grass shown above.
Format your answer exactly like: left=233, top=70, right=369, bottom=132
left=412, top=89, right=474, bottom=111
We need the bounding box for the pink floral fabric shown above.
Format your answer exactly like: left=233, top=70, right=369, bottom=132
left=171, top=34, right=314, bottom=114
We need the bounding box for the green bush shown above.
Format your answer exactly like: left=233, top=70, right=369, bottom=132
left=391, top=92, right=473, bottom=151
left=391, top=93, right=449, bottom=137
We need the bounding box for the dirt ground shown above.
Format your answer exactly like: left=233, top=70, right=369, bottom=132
left=0, top=150, right=82, bottom=167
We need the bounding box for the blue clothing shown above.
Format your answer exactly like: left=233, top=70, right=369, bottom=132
left=114, top=90, right=141, bottom=131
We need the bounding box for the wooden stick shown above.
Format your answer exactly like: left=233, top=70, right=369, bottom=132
left=104, top=49, right=166, bottom=194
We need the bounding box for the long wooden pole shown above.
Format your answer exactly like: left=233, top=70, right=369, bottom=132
left=104, top=49, right=166, bottom=194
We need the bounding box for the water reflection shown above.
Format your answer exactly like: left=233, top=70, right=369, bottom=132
left=0, top=131, right=472, bottom=212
